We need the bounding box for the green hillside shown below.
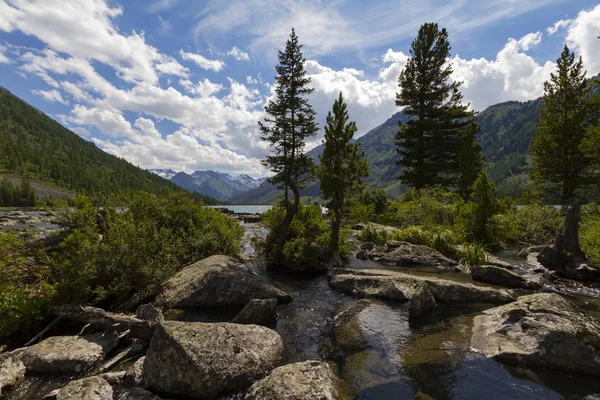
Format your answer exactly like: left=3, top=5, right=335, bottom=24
left=0, top=86, right=216, bottom=204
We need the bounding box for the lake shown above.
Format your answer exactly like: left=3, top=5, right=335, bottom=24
left=209, top=205, right=272, bottom=214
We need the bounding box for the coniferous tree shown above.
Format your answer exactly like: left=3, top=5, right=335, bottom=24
left=457, top=121, right=484, bottom=200
left=260, top=28, right=318, bottom=264
left=531, top=46, right=597, bottom=204
left=319, top=93, right=369, bottom=253
left=395, top=23, right=476, bottom=192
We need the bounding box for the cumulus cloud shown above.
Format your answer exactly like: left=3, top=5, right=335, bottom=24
left=227, top=47, right=249, bottom=61
left=517, top=32, right=543, bottom=51
left=31, top=89, right=68, bottom=105
left=179, top=50, right=226, bottom=72
left=0, top=44, right=10, bottom=63
left=547, top=19, right=572, bottom=35
left=565, top=4, right=600, bottom=76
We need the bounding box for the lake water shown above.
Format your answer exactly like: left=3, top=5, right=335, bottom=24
left=209, top=205, right=272, bottom=214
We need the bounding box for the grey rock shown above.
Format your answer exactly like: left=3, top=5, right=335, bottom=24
left=471, top=293, right=600, bottom=376
left=135, top=304, right=164, bottom=323
left=154, top=255, right=291, bottom=308
left=352, top=223, right=368, bottom=231
left=329, top=268, right=514, bottom=305
left=407, top=283, right=437, bottom=318
left=144, top=321, right=282, bottom=399
left=124, top=356, right=145, bottom=386
left=233, top=299, right=278, bottom=325
left=0, top=352, right=26, bottom=395
left=118, top=387, right=164, bottom=400
left=245, top=360, right=339, bottom=400
left=470, top=265, right=540, bottom=289
left=333, top=299, right=373, bottom=351
left=56, top=376, right=113, bottom=400
left=21, top=333, right=119, bottom=373
left=360, top=242, right=376, bottom=250
left=485, top=255, right=515, bottom=270
left=97, top=371, right=126, bottom=385
left=370, top=242, right=457, bottom=268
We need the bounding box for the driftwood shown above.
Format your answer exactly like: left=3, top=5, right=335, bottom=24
left=24, top=317, right=63, bottom=346
left=538, top=204, right=600, bottom=281
left=92, top=340, right=148, bottom=374
left=54, top=305, right=156, bottom=340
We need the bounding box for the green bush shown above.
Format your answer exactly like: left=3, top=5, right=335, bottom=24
left=390, top=227, right=460, bottom=259
left=389, top=189, right=457, bottom=228
left=356, top=189, right=389, bottom=214
left=258, top=202, right=347, bottom=264
left=348, top=203, right=375, bottom=223
left=494, top=204, right=562, bottom=245
left=455, top=172, right=499, bottom=244
left=581, top=204, right=600, bottom=264
left=358, top=225, right=391, bottom=245
left=457, top=243, right=488, bottom=267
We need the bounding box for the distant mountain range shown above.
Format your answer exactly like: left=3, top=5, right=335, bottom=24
left=148, top=169, right=267, bottom=202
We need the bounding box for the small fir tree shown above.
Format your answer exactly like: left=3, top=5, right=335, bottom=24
left=319, top=93, right=369, bottom=253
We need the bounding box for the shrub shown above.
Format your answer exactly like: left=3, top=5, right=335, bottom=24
left=348, top=203, right=375, bottom=224
left=390, top=227, right=460, bottom=259
left=358, top=225, right=391, bottom=245
left=494, top=204, right=562, bottom=245
left=389, top=188, right=457, bottom=228
left=581, top=204, right=600, bottom=264
left=455, top=172, right=499, bottom=244
left=356, top=189, right=390, bottom=214
left=258, top=202, right=347, bottom=264
left=457, top=243, right=487, bottom=267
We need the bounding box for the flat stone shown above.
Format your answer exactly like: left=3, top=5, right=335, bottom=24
left=0, top=352, right=26, bottom=395
left=118, top=387, right=165, bottom=400
left=471, top=265, right=540, bottom=289
left=56, top=376, right=113, bottom=400
left=232, top=299, right=278, bottom=325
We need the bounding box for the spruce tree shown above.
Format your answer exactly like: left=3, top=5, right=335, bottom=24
left=457, top=121, right=484, bottom=200
left=319, top=93, right=369, bottom=253
left=259, top=28, right=318, bottom=264
left=394, top=23, right=476, bottom=192
left=531, top=46, right=596, bottom=204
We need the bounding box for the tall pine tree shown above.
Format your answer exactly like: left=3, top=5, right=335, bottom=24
left=531, top=45, right=596, bottom=204
left=260, top=28, right=318, bottom=264
left=457, top=121, right=484, bottom=200
left=319, top=92, right=369, bottom=253
left=395, top=23, right=477, bottom=192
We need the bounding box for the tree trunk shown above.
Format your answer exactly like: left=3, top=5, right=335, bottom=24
left=272, top=186, right=300, bottom=265
left=331, top=208, right=341, bottom=254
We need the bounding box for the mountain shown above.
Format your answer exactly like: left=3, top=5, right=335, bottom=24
left=159, top=169, right=266, bottom=201
left=0, top=86, right=219, bottom=204
left=148, top=168, right=177, bottom=180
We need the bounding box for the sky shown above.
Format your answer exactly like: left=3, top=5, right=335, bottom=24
left=0, top=0, right=599, bottom=178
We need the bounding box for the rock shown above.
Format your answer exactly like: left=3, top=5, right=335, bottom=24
left=118, top=387, right=164, bottom=400
left=370, top=242, right=457, bottom=268
left=135, top=304, right=164, bottom=323
left=124, top=357, right=145, bottom=386
left=360, top=242, right=376, bottom=250
left=407, top=283, right=437, bottom=318
left=56, top=376, right=113, bottom=400
left=470, top=265, right=540, bottom=289
left=485, top=255, right=515, bottom=270
left=471, top=293, right=600, bottom=376
left=154, top=255, right=291, bottom=309
left=0, top=352, right=26, bottom=394
left=538, top=204, right=600, bottom=281
left=21, top=333, right=119, bottom=373
left=245, top=360, right=339, bottom=400
left=144, top=321, right=282, bottom=399
left=352, top=223, right=368, bottom=231
left=333, top=299, right=373, bottom=351
left=98, top=371, right=127, bottom=385
left=518, top=246, right=545, bottom=259
left=356, top=250, right=369, bottom=260
left=233, top=299, right=278, bottom=325
left=329, top=268, right=514, bottom=305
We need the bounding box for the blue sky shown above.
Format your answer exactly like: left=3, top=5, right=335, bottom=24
left=0, top=0, right=599, bottom=177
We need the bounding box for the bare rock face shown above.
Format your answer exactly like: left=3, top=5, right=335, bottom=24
left=154, top=255, right=291, bottom=309
left=471, top=293, right=600, bottom=376
left=118, top=387, right=164, bottom=400
left=407, top=283, right=437, bottom=318
left=135, top=304, right=164, bottom=323
left=329, top=268, right=514, bottom=306
left=367, top=241, right=457, bottom=268
left=124, top=356, right=145, bottom=386
left=233, top=299, right=278, bottom=325
left=56, top=376, right=113, bottom=400
left=0, top=352, right=26, bottom=395
left=21, top=333, right=119, bottom=373
left=470, top=265, right=541, bottom=289
left=538, top=204, right=600, bottom=281
left=144, top=321, right=283, bottom=399
left=245, top=361, right=340, bottom=400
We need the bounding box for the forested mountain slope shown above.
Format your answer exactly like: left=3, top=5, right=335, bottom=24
left=0, top=86, right=216, bottom=203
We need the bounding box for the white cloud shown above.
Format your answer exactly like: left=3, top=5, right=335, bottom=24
left=31, top=89, right=68, bottom=105
left=565, top=4, right=600, bottom=76
left=148, top=0, right=179, bottom=13
left=227, top=46, right=249, bottom=61
left=517, top=32, right=542, bottom=51
left=179, top=50, right=226, bottom=72
left=0, top=44, right=10, bottom=63
left=246, top=75, right=258, bottom=85
left=155, top=60, right=190, bottom=78
left=547, top=19, right=572, bottom=35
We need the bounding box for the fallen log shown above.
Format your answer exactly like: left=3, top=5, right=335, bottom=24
left=54, top=305, right=155, bottom=340
left=24, top=317, right=63, bottom=346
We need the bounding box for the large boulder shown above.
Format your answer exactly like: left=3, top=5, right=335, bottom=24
left=154, top=255, right=291, bottom=309
left=144, top=321, right=282, bottom=399
left=118, top=387, right=164, bottom=400
left=245, top=360, right=339, bottom=400
left=470, top=265, right=541, bottom=289
left=21, top=333, right=119, bottom=373
left=124, top=356, right=145, bottom=386
left=471, top=293, right=600, bottom=376
left=56, top=376, right=113, bottom=400
left=329, top=268, right=514, bottom=305
left=0, top=352, right=25, bottom=394
left=368, top=241, right=457, bottom=268
left=232, top=299, right=278, bottom=325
